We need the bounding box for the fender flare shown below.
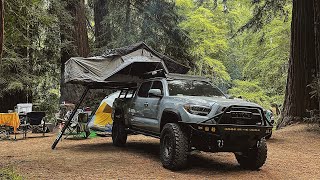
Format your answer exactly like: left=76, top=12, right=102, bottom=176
left=160, top=108, right=183, bottom=131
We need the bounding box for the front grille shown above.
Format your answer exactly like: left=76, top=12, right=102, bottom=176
left=217, top=106, right=263, bottom=125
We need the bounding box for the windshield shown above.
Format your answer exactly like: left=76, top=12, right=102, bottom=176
left=168, top=79, right=225, bottom=97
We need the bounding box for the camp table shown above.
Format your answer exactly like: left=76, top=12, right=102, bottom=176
left=0, top=113, right=20, bottom=140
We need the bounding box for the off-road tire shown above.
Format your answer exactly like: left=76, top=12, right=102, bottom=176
left=235, top=138, right=267, bottom=170
left=160, top=123, right=189, bottom=170
left=112, top=121, right=127, bottom=146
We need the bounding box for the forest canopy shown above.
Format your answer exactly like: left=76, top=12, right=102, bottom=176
left=0, top=0, right=292, bottom=118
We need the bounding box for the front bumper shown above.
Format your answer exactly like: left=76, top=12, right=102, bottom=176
left=182, top=105, right=273, bottom=152
left=185, top=123, right=272, bottom=152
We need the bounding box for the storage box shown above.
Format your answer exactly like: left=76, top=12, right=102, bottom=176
left=16, top=103, right=33, bottom=115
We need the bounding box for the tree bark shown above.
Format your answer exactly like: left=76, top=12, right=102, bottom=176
left=0, top=0, right=4, bottom=73
left=60, top=0, right=90, bottom=103
left=279, top=0, right=318, bottom=128
left=74, top=0, right=90, bottom=57
left=94, top=0, right=111, bottom=49
left=124, top=0, right=131, bottom=44
left=314, top=0, right=320, bottom=113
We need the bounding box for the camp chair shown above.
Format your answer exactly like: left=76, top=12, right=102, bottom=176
left=21, top=111, right=46, bottom=138
left=64, top=111, right=90, bottom=139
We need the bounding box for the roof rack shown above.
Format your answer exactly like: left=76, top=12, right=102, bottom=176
left=142, top=69, right=166, bottom=79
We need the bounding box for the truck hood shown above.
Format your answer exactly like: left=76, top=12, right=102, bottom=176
left=171, top=95, right=262, bottom=108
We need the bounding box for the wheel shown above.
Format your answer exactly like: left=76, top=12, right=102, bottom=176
left=160, top=123, right=189, bottom=170
left=265, top=132, right=272, bottom=139
left=235, top=138, right=267, bottom=170
left=112, top=121, right=127, bottom=146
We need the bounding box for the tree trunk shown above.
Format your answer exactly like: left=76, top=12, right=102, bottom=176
left=124, top=0, right=131, bottom=44
left=74, top=0, right=90, bottom=57
left=0, top=0, right=4, bottom=72
left=314, top=0, right=320, bottom=114
left=94, top=0, right=111, bottom=49
left=60, top=0, right=90, bottom=104
left=278, top=0, right=318, bottom=128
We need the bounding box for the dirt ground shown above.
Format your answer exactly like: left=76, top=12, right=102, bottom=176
left=0, top=124, right=319, bottom=179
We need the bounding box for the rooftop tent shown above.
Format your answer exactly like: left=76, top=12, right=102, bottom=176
left=101, top=42, right=189, bottom=74
left=64, top=42, right=190, bottom=88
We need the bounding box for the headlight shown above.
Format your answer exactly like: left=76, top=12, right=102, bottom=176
left=183, top=104, right=211, bottom=116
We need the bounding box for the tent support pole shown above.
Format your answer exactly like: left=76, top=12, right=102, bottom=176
left=51, top=86, right=90, bottom=149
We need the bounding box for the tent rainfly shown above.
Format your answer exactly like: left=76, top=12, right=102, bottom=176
left=52, top=42, right=190, bottom=149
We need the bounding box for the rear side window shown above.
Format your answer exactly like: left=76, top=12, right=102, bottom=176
left=137, top=81, right=152, bottom=97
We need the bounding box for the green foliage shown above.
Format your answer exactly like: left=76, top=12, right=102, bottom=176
left=92, top=0, right=191, bottom=64
left=0, top=167, right=23, bottom=180
left=177, top=0, right=230, bottom=84
left=32, top=74, right=60, bottom=121
left=228, top=80, right=271, bottom=109
left=0, top=0, right=61, bottom=117
left=225, top=1, right=290, bottom=107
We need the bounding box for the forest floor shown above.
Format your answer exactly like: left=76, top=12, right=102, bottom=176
left=0, top=124, right=319, bottom=179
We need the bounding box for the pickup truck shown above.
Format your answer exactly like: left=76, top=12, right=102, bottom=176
left=112, top=73, right=273, bottom=170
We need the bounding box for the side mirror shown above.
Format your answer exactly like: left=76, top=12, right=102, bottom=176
left=148, top=89, right=163, bottom=98
left=228, top=95, right=235, bottom=99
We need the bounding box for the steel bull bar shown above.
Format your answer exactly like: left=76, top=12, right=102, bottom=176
left=183, top=105, right=273, bottom=152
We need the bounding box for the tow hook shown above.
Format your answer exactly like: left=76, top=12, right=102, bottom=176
left=217, top=140, right=224, bottom=148
left=257, top=140, right=261, bottom=148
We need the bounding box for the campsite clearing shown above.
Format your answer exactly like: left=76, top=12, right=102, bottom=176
left=0, top=124, right=319, bottom=179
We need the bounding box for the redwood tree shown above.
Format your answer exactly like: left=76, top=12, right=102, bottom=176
left=0, top=0, right=4, bottom=70
left=279, top=0, right=320, bottom=128
left=94, top=0, right=111, bottom=49
left=59, top=0, right=90, bottom=103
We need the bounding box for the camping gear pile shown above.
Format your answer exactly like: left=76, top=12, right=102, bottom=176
left=0, top=103, right=49, bottom=140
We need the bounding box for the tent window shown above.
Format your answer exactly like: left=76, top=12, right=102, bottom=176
left=137, top=81, right=152, bottom=97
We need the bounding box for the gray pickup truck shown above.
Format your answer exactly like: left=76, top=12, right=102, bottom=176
left=112, top=73, right=273, bottom=170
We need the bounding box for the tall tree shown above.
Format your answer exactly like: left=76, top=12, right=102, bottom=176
left=59, top=0, right=90, bottom=103
left=314, top=0, right=320, bottom=113
left=92, top=0, right=191, bottom=65
left=279, top=0, right=318, bottom=127
left=93, top=0, right=110, bottom=49
left=0, top=0, right=3, bottom=68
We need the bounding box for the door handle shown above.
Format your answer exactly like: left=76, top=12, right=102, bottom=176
left=144, top=102, right=149, bottom=107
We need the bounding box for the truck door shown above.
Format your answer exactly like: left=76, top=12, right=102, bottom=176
left=130, top=80, right=163, bottom=133
left=142, top=80, right=163, bottom=133
left=130, top=81, right=152, bottom=131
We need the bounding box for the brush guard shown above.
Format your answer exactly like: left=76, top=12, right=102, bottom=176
left=183, top=105, right=273, bottom=152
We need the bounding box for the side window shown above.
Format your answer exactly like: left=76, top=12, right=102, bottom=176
left=137, top=81, right=152, bottom=97
left=151, top=81, right=163, bottom=95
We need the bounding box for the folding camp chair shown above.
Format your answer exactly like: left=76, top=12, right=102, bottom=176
left=20, top=111, right=46, bottom=138
left=63, top=111, right=90, bottom=139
